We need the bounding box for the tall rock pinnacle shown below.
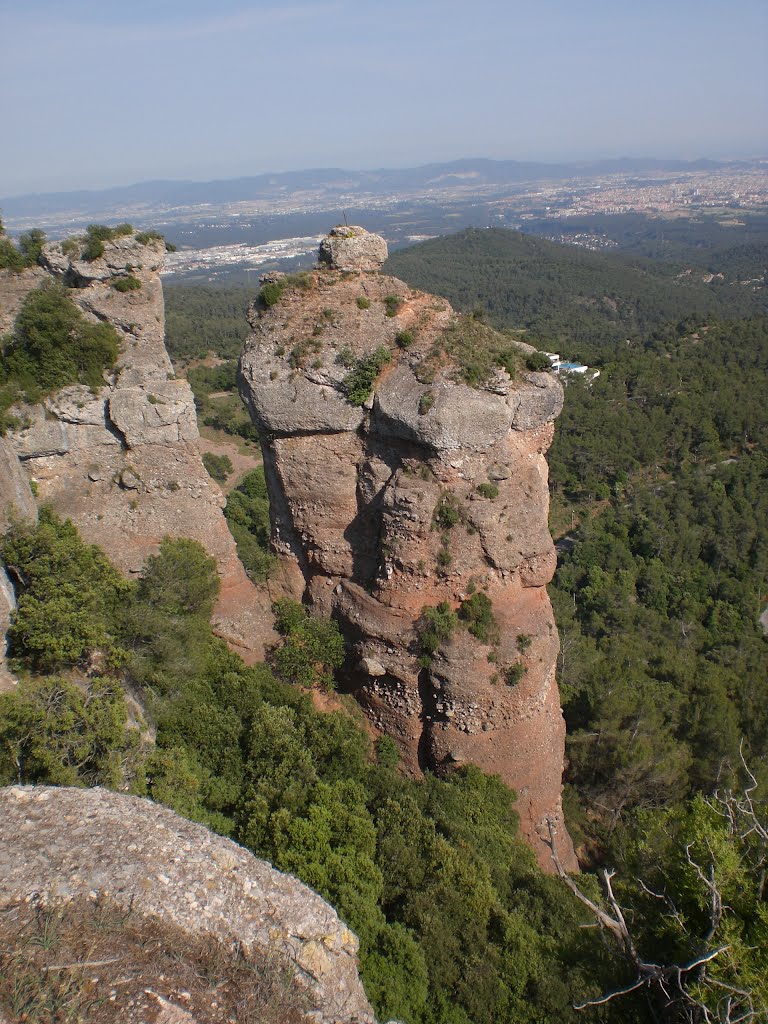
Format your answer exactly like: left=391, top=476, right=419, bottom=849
left=0, top=233, right=274, bottom=667
left=239, top=227, right=577, bottom=870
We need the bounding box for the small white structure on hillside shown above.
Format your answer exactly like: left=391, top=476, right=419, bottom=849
left=544, top=352, right=600, bottom=381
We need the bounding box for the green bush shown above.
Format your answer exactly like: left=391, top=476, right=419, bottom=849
left=383, top=295, right=402, bottom=318
left=135, top=229, right=176, bottom=251
left=476, top=482, right=499, bottom=499
left=419, top=314, right=523, bottom=388
left=395, top=330, right=413, bottom=349
left=18, top=229, right=46, bottom=267
left=356, top=296, right=371, bottom=310
left=0, top=676, right=139, bottom=788
left=202, top=451, right=233, bottom=483
left=258, top=280, right=284, bottom=308
left=0, top=507, right=130, bottom=671
left=418, top=601, right=457, bottom=662
left=0, top=237, right=24, bottom=271
left=433, top=493, right=461, bottom=529
left=525, top=350, right=552, bottom=371
left=435, top=543, right=452, bottom=571
left=505, top=662, right=525, bottom=685
left=81, top=223, right=133, bottom=262
left=458, top=592, right=498, bottom=643
left=270, top=599, right=345, bottom=689
left=342, top=345, right=391, bottom=405
left=137, top=537, right=219, bottom=618
left=0, top=282, right=120, bottom=398
left=111, top=275, right=142, bottom=292
left=418, top=391, right=434, bottom=415
left=61, top=237, right=81, bottom=257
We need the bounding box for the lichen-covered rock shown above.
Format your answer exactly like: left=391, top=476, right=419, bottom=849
left=238, top=230, right=576, bottom=870
left=318, top=225, right=388, bottom=272
left=0, top=234, right=275, bottom=663
left=0, top=786, right=375, bottom=1024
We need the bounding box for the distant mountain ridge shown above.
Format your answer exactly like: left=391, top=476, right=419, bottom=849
left=0, top=156, right=745, bottom=220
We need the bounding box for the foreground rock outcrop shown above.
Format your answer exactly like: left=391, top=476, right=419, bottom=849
left=239, top=228, right=577, bottom=869
left=0, top=236, right=273, bottom=663
left=0, top=786, right=375, bottom=1024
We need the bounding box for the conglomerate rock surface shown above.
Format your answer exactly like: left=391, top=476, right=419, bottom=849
left=239, top=228, right=577, bottom=869
left=0, top=786, right=375, bottom=1024
left=0, top=237, right=274, bottom=664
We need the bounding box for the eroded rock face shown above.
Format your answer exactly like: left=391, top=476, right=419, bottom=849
left=239, top=233, right=576, bottom=870
left=0, top=239, right=274, bottom=662
left=0, top=786, right=375, bottom=1024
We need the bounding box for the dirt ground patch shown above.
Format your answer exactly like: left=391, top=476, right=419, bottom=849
left=0, top=896, right=309, bottom=1024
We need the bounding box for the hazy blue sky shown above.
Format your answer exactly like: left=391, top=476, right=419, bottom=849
left=1, top=0, right=766, bottom=196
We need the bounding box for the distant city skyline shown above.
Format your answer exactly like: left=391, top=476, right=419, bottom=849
left=2, top=0, right=766, bottom=197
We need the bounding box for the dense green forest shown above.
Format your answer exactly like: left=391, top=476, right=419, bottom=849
left=1, top=226, right=766, bottom=1022
left=165, top=283, right=253, bottom=364
left=385, top=228, right=767, bottom=357
left=0, top=512, right=622, bottom=1024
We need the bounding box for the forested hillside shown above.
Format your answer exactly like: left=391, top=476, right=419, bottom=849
left=385, top=228, right=766, bottom=356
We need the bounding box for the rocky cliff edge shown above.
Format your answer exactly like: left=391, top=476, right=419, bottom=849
left=0, top=785, right=375, bottom=1024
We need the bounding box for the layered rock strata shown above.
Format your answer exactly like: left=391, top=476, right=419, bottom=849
left=239, top=228, right=576, bottom=869
left=0, top=786, right=375, bottom=1024
left=0, top=237, right=274, bottom=662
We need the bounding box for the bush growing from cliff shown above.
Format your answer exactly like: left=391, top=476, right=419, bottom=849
left=138, top=537, right=219, bottom=618
left=1, top=507, right=131, bottom=671
left=525, top=350, right=552, bottom=371
left=0, top=237, right=25, bottom=271
left=458, top=592, right=498, bottom=644
left=342, top=345, right=391, bottom=405
left=417, top=601, right=457, bottom=664
left=433, top=493, right=462, bottom=530
left=383, top=295, right=402, bottom=317
left=0, top=228, right=47, bottom=271
left=111, top=274, right=142, bottom=292
left=0, top=283, right=120, bottom=414
left=81, top=223, right=134, bottom=261
left=0, top=676, right=138, bottom=788
left=421, top=314, right=522, bottom=388
left=135, top=229, right=176, bottom=251
left=259, top=280, right=284, bottom=308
